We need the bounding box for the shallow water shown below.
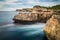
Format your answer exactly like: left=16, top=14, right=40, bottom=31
left=0, top=11, right=47, bottom=40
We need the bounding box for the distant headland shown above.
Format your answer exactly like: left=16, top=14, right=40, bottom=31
left=13, top=5, right=60, bottom=24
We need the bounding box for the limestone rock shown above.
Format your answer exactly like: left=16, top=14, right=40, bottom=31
left=13, top=13, right=38, bottom=22
left=13, top=12, right=53, bottom=23
left=44, top=15, right=60, bottom=40
left=38, top=13, right=52, bottom=22
left=13, top=6, right=54, bottom=23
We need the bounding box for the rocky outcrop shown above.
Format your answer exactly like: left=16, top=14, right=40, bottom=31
left=38, top=13, right=52, bottom=22
left=13, top=5, right=54, bottom=23
left=13, top=12, right=53, bottom=23
left=44, top=15, right=60, bottom=40
left=13, top=13, right=38, bottom=23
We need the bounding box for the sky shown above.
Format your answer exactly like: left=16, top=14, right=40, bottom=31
left=0, top=0, right=60, bottom=11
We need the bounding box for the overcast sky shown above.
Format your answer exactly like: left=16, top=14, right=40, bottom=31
left=0, top=0, right=60, bottom=11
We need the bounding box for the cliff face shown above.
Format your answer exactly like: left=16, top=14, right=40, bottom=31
left=13, top=6, right=54, bottom=23
left=13, top=13, right=38, bottom=21
left=44, top=15, right=60, bottom=40
left=38, top=13, right=52, bottom=22
left=13, top=13, right=53, bottom=23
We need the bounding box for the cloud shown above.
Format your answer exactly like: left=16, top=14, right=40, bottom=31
left=0, top=0, right=4, bottom=1
left=39, top=0, right=60, bottom=2
left=0, top=0, right=60, bottom=11
left=0, top=2, right=4, bottom=9
left=4, top=0, right=18, bottom=2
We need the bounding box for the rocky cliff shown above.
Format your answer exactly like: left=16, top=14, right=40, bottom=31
left=13, top=13, right=38, bottom=22
left=13, top=13, right=53, bottom=23
left=13, top=6, right=54, bottom=23
left=44, top=15, right=60, bottom=40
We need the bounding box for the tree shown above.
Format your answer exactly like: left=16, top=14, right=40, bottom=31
left=33, top=5, right=41, bottom=8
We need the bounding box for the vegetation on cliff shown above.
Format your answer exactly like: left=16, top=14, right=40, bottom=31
left=33, top=5, right=60, bottom=10
left=49, top=5, right=60, bottom=10
left=33, top=5, right=47, bottom=8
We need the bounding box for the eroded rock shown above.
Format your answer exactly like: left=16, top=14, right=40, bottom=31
left=44, top=15, right=60, bottom=40
left=13, top=13, right=38, bottom=22
left=13, top=6, right=54, bottom=23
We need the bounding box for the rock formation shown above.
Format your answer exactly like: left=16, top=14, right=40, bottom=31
left=44, top=15, right=60, bottom=40
left=13, top=13, right=53, bottom=23
left=13, top=13, right=38, bottom=22
left=13, top=5, right=54, bottom=23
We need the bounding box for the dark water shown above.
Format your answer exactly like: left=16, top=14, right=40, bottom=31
left=0, top=11, right=47, bottom=40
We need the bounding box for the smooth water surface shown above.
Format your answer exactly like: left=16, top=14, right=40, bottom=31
left=0, top=11, right=47, bottom=40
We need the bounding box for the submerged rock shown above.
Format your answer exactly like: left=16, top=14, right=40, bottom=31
left=44, top=15, right=60, bottom=40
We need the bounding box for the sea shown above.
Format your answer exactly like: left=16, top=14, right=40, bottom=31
left=0, top=11, right=47, bottom=40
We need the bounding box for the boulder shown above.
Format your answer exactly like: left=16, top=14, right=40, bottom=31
left=44, top=15, right=60, bottom=40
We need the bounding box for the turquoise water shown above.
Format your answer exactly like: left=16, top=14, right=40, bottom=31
left=0, top=11, right=47, bottom=40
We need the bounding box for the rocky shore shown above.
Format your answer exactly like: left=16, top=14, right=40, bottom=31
left=13, top=5, right=60, bottom=40
left=44, top=15, right=60, bottom=40
left=13, top=5, right=53, bottom=23
left=13, top=13, right=38, bottom=24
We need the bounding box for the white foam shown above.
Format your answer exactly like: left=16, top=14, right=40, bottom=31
left=1, top=24, right=14, bottom=27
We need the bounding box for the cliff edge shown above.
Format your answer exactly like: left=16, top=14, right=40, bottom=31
left=44, top=15, right=60, bottom=40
